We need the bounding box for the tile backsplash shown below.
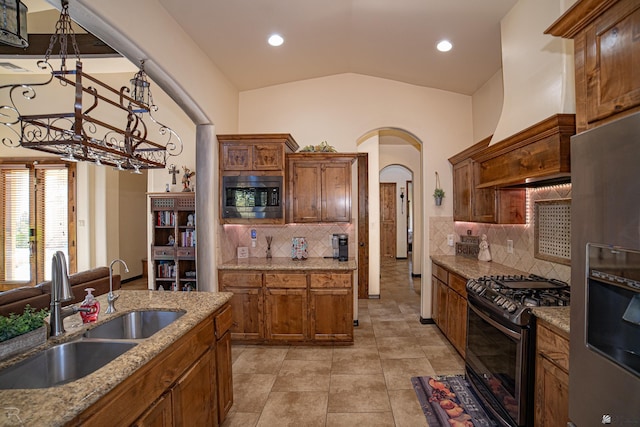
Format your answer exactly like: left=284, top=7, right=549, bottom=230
left=220, top=223, right=355, bottom=262
left=430, top=185, right=572, bottom=284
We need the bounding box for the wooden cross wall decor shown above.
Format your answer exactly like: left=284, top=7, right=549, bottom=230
left=168, top=164, right=179, bottom=185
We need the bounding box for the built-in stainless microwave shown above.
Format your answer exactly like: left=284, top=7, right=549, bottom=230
left=222, top=175, right=283, bottom=219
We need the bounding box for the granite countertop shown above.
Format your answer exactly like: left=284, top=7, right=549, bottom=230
left=218, top=256, right=357, bottom=271
left=0, top=290, right=232, bottom=427
left=532, top=306, right=570, bottom=336
left=430, top=255, right=528, bottom=279
left=431, top=255, right=571, bottom=335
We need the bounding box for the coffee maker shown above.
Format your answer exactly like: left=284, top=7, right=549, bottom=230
left=338, top=234, right=348, bottom=261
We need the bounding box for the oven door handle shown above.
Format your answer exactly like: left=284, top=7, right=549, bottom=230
left=468, top=302, right=521, bottom=340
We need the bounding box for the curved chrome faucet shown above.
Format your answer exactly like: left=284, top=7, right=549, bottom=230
left=107, top=259, right=129, bottom=314
left=49, top=251, right=89, bottom=336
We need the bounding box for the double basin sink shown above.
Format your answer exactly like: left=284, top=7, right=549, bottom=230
left=0, top=309, right=185, bottom=389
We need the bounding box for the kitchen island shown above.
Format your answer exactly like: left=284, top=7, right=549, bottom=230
left=218, top=257, right=357, bottom=344
left=0, top=290, right=233, bottom=427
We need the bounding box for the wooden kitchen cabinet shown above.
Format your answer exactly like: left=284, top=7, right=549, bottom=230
left=171, top=349, right=217, bottom=426
left=132, top=392, right=172, bottom=427
left=535, top=319, right=570, bottom=427
left=76, top=303, right=231, bottom=427
left=218, top=271, right=264, bottom=341
left=449, top=138, right=525, bottom=224
left=287, top=153, right=355, bottom=223
left=214, top=305, right=234, bottom=424
left=547, top=0, right=640, bottom=133
left=431, top=262, right=467, bottom=357
left=218, top=269, right=354, bottom=344
left=309, top=272, right=353, bottom=342
left=218, top=133, right=299, bottom=173
left=265, top=272, right=309, bottom=341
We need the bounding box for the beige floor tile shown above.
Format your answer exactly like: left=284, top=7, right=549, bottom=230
left=256, top=391, right=328, bottom=427
left=388, top=389, right=429, bottom=427
left=421, top=345, right=465, bottom=375
left=381, top=358, right=436, bottom=390
left=232, top=346, right=288, bottom=374
left=272, top=359, right=332, bottom=392
left=285, top=346, right=334, bottom=361
left=372, top=319, right=414, bottom=337
left=328, top=373, right=391, bottom=412
left=231, top=373, right=277, bottom=412
left=220, top=411, right=260, bottom=427
left=326, top=412, right=396, bottom=426
left=377, top=336, right=426, bottom=359
left=332, top=346, right=383, bottom=374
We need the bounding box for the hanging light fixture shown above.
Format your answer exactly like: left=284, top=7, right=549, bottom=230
left=0, top=0, right=28, bottom=48
left=0, top=0, right=182, bottom=170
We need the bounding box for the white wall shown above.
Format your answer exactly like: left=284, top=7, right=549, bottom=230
left=119, top=171, right=147, bottom=280
left=472, top=69, right=504, bottom=142
left=491, top=0, right=576, bottom=143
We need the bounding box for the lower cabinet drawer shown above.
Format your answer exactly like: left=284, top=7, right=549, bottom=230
left=219, top=271, right=263, bottom=287
left=153, top=246, right=175, bottom=258
left=310, top=272, right=352, bottom=288
left=265, top=273, right=307, bottom=288
left=215, top=305, right=233, bottom=338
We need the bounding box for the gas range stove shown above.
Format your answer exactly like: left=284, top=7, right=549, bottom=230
left=466, top=274, right=570, bottom=325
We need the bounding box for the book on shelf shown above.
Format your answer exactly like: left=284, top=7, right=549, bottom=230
left=180, top=230, right=196, bottom=247
left=156, top=211, right=175, bottom=227
left=156, top=261, right=176, bottom=278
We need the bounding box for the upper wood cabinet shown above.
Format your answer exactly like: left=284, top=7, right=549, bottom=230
left=218, top=134, right=299, bottom=175
left=546, top=0, right=640, bottom=133
left=287, top=153, right=356, bottom=223
left=449, top=137, right=525, bottom=224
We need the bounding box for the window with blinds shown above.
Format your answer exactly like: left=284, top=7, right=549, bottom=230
left=0, top=168, right=30, bottom=282
left=39, top=168, right=69, bottom=281
left=0, top=162, right=74, bottom=286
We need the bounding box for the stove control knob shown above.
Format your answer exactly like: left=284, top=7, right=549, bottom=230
left=507, top=303, right=517, bottom=313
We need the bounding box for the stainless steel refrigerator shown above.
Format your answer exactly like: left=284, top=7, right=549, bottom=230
left=570, top=111, right=640, bottom=425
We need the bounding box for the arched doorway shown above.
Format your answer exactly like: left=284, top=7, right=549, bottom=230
left=356, top=128, right=424, bottom=304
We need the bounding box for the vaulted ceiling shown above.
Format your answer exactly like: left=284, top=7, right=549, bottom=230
left=5, top=0, right=518, bottom=96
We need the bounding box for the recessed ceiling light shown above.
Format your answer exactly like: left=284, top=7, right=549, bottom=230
left=436, top=40, right=453, bottom=52
left=268, top=34, right=284, bottom=47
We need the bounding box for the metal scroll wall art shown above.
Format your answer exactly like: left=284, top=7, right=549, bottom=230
left=0, top=0, right=182, bottom=171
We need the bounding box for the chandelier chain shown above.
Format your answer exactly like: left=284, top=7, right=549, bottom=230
left=44, top=1, right=81, bottom=71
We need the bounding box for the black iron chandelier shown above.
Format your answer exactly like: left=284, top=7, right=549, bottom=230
left=0, top=0, right=182, bottom=171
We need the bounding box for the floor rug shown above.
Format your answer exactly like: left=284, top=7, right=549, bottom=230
left=411, top=375, right=498, bottom=427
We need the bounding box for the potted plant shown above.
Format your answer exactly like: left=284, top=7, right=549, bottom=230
left=0, top=305, right=49, bottom=359
left=433, top=188, right=445, bottom=206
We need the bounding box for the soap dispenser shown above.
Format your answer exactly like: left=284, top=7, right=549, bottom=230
left=80, top=287, right=100, bottom=323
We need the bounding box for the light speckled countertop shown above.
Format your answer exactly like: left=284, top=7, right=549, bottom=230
left=430, top=255, right=570, bottom=334
left=430, top=255, right=529, bottom=279
left=0, top=290, right=232, bottom=427
left=218, top=256, right=357, bottom=271
left=531, top=306, right=570, bottom=336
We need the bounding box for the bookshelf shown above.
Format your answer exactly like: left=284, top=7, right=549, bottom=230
left=149, top=192, right=196, bottom=291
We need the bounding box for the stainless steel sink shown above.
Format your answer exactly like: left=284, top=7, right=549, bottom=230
left=0, top=340, right=137, bottom=389
left=83, top=310, right=186, bottom=340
